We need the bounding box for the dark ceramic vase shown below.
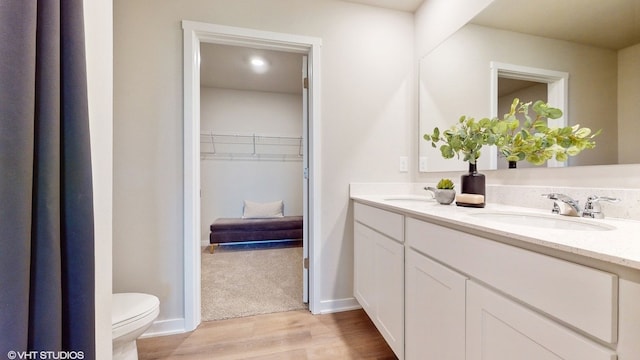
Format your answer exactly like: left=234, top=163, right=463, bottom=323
left=460, top=162, right=485, bottom=207
left=508, top=160, right=517, bottom=169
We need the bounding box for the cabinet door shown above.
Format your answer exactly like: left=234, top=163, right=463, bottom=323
left=354, top=222, right=375, bottom=314
left=405, top=249, right=466, bottom=360
left=374, top=231, right=404, bottom=359
left=354, top=221, right=404, bottom=359
left=466, top=281, right=616, bottom=360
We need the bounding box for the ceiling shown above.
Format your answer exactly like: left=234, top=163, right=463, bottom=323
left=200, top=43, right=303, bottom=94
left=471, top=0, right=640, bottom=50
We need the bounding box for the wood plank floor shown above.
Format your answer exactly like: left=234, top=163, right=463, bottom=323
left=137, top=309, right=397, bottom=359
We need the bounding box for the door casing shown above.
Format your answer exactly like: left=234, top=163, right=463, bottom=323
left=182, top=20, right=322, bottom=331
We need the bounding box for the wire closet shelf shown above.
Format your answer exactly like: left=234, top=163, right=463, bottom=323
left=200, top=131, right=303, bottom=161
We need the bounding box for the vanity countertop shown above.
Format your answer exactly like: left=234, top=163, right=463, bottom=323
left=352, top=194, right=640, bottom=271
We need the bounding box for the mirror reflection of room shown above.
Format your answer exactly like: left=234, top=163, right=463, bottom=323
left=419, top=0, right=640, bottom=172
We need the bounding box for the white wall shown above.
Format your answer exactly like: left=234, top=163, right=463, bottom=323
left=413, top=0, right=494, bottom=174
left=618, top=43, right=640, bottom=164
left=84, top=0, right=112, bottom=358
left=114, top=0, right=414, bottom=329
left=200, top=88, right=303, bottom=241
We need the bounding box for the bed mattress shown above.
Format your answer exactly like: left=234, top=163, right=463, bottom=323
left=209, top=216, right=303, bottom=244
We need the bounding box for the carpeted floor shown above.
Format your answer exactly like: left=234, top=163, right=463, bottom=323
left=201, top=241, right=307, bottom=321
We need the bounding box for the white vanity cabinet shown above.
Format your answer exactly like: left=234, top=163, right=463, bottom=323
left=353, top=203, right=405, bottom=359
left=352, top=199, right=640, bottom=359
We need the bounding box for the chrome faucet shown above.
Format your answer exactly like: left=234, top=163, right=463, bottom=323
left=542, top=193, right=581, bottom=217
left=423, top=186, right=436, bottom=198
left=582, top=195, right=621, bottom=219
left=543, top=193, right=621, bottom=218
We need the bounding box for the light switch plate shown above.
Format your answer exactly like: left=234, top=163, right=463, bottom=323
left=419, top=156, right=428, bottom=172
left=399, top=156, right=408, bottom=172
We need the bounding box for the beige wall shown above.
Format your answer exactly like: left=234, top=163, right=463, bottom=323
left=114, top=0, right=414, bottom=329
left=618, top=43, right=640, bottom=164
left=84, top=0, right=113, bottom=357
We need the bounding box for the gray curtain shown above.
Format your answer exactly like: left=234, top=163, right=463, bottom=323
left=0, top=0, right=95, bottom=356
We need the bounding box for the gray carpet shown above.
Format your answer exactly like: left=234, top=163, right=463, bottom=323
left=201, top=242, right=307, bottom=321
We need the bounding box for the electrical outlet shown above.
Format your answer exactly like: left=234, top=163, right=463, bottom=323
left=399, top=156, right=408, bottom=172
left=419, top=157, right=428, bottom=172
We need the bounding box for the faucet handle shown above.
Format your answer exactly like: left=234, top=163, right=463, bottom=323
left=583, top=195, right=621, bottom=219
left=588, top=195, right=620, bottom=203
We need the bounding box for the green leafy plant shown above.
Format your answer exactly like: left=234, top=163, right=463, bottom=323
left=497, top=98, right=600, bottom=165
left=437, top=178, right=455, bottom=190
left=423, top=116, right=500, bottom=164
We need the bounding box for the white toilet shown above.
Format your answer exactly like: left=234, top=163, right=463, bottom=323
left=112, top=293, right=160, bottom=360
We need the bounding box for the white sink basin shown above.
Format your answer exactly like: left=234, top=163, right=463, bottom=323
left=383, top=195, right=435, bottom=203
left=469, top=212, right=615, bottom=231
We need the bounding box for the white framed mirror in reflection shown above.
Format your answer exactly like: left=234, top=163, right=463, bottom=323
left=418, top=0, right=640, bottom=173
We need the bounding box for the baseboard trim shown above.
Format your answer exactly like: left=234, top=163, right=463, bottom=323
left=318, top=297, right=361, bottom=314
left=141, top=318, right=186, bottom=338
left=140, top=298, right=362, bottom=338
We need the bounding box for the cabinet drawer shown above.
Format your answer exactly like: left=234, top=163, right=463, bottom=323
left=354, top=202, right=404, bottom=242
left=407, top=217, right=618, bottom=344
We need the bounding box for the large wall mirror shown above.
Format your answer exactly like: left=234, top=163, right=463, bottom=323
left=419, top=0, right=640, bottom=172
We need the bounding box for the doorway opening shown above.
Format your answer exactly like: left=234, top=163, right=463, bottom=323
left=489, top=61, right=569, bottom=169
left=182, top=21, right=322, bottom=331
left=199, top=43, right=307, bottom=321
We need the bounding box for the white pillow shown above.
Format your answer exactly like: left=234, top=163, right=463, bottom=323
left=242, top=200, right=284, bottom=219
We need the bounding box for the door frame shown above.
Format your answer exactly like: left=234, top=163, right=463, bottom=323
left=182, top=21, right=322, bottom=331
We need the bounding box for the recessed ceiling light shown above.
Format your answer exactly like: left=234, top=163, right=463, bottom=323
left=250, top=57, right=266, bottom=67
left=249, top=56, right=268, bottom=73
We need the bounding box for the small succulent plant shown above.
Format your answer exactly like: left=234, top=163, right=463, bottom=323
left=437, top=178, right=455, bottom=190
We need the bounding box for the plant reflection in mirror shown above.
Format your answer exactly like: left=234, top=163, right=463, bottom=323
left=423, top=98, right=600, bottom=166
left=497, top=98, right=600, bottom=165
